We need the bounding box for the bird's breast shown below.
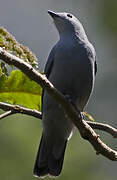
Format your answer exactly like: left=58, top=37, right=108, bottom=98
left=49, top=43, right=95, bottom=110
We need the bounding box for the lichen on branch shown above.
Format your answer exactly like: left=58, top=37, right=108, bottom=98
left=0, top=26, right=38, bottom=68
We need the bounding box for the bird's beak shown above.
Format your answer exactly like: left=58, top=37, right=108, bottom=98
left=48, top=10, right=60, bottom=19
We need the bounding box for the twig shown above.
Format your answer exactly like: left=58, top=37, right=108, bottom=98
left=0, top=47, right=117, bottom=160
left=87, top=121, right=117, bottom=138
left=0, top=110, right=14, bottom=119
left=0, top=102, right=42, bottom=119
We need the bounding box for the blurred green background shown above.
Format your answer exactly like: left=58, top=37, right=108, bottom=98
left=0, top=0, right=117, bottom=179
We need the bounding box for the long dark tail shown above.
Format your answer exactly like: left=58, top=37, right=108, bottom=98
left=33, top=134, right=67, bottom=178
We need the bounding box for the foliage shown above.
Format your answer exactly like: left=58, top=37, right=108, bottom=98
left=0, top=26, right=42, bottom=110
left=0, top=70, right=42, bottom=110
left=0, top=62, right=8, bottom=76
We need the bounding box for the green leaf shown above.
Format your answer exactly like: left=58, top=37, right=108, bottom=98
left=0, top=26, right=38, bottom=68
left=0, top=70, right=42, bottom=110
left=82, top=111, right=95, bottom=122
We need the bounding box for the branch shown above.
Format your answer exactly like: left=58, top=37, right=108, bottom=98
left=1, top=102, right=117, bottom=138
left=0, top=47, right=117, bottom=161
left=87, top=121, right=117, bottom=138
left=0, top=102, right=42, bottom=119
left=0, top=110, right=13, bottom=119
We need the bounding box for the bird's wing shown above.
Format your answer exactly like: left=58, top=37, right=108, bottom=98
left=41, top=46, right=55, bottom=113
left=44, top=46, right=55, bottom=78
left=86, top=43, right=97, bottom=76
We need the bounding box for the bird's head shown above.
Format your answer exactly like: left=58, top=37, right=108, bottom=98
left=48, top=10, right=87, bottom=40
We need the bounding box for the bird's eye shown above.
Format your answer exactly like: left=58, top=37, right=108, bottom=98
left=67, top=14, right=72, bottom=18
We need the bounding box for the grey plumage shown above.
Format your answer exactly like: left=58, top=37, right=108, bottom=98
left=33, top=10, right=97, bottom=178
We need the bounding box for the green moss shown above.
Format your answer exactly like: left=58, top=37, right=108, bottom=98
left=0, top=26, right=38, bottom=67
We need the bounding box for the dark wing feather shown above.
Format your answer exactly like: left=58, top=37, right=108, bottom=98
left=94, top=60, right=97, bottom=75
left=44, top=48, right=55, bottom=78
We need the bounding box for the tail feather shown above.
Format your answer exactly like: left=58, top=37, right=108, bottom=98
left=33, top=134, right=67, bottom=178
left=48, top=143, right=67, bottom=176
left=33, top=135, right=48, bottom=177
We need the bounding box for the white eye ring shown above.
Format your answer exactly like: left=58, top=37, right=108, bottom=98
left=67, top=14, right=72, bottom=18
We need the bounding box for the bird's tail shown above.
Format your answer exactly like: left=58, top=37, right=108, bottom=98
left=33, top=134, right=67, bottom=178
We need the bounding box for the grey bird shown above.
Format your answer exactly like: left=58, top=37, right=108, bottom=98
left=33, top=10, right=97, bottom=178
